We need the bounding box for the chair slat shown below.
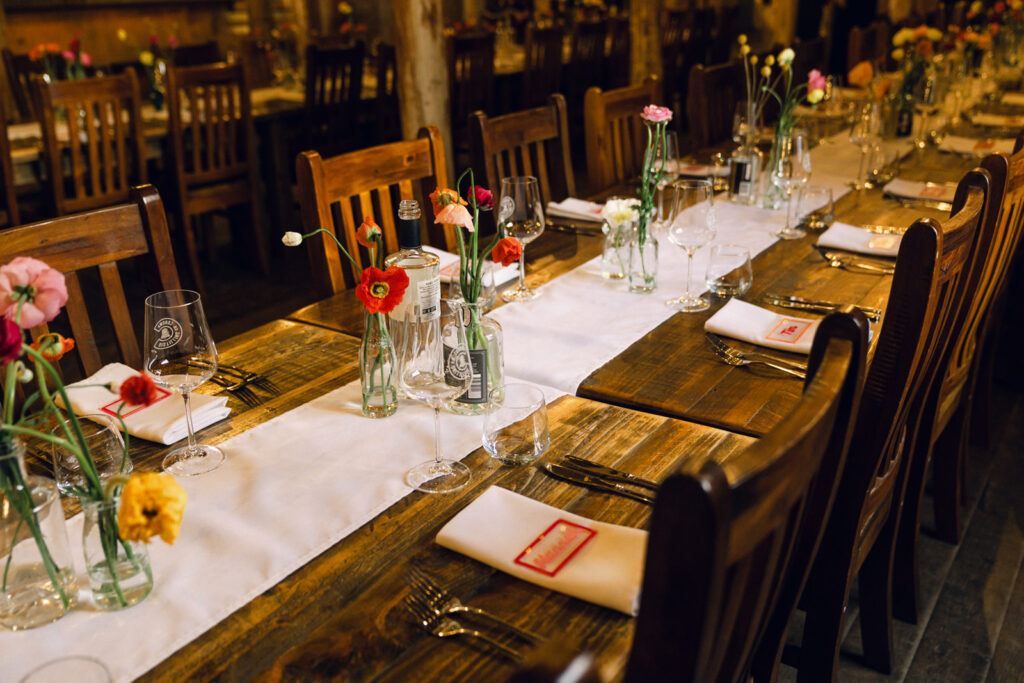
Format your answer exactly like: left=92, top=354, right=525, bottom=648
left=63, top=272, right=102, bottom=376
left=97, top=262, right=141, bottom=369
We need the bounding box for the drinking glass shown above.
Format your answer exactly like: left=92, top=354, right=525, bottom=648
left=732, top=101, right=760, bottom=144
left=705, top=245, right=752, bottom=298
left=498, top=176, right=545, bottom=303
left=850, top=102, right=881, bottom=190
left=796, top=185, right=835, bottom=231
left=665, top=179, right=716, bottom=312
left=398, top=299, right=473, bottom=493
left=482, top=383, right=549, bottom=465
left=50, top=414, right=131, bottom=496
left=651, top=180, right=679, bottom=236
left=770, top=129, right=812, bottom=240
left=21, top=656, right=111, bottom=683
left=653, top=130, right=679, bottom=175
left=144, top=290, right=224, bottom=476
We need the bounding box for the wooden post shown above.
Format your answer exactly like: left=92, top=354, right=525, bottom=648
left=392, top=0, right=452, bottom=170
left=631, top=0, right=663, bottom=87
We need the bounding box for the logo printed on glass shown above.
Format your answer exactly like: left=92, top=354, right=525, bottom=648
left=766, top=318, right=813, bottom=344
left=152, top=318, right=183, bottom=350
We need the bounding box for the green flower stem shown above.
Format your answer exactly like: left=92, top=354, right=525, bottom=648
left=376, top=312, right=388, bottom=406
left=95, top=502, right=128, bottom=607
left=298, top=227, right=362, bottom=279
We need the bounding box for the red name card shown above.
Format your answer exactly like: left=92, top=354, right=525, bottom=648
left=766, top=318, right=813, bottom=345
left=100, top=387, right=172, bottom=419
left=514, top=519, right=596, bottom=578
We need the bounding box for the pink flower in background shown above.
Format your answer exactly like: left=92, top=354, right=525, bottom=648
left=434, top=203, right=476, bottom=232
left=808, top=69, right=827, bottom=92
left=168, top=35, right=179, bottom=48
left=0, top=257, right=68, bottom=328
left=149, top=34, right=159, bottom=47
left=470, top=185, right=494, bottom=210
left=62, top=50, right=75, bottom=62
left=641, top=104, right=673, bottom=123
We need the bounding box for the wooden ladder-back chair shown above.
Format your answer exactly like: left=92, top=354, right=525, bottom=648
left=566, top=21, right=607, bottom=111
left=605, top=17, right=630, bottom=89
left=846, top=21, right=888, bottom=72
left=0, top=95, right=20, bottom=229
left=31, top=71, right=147, bottom=217
left=793, top=36, right=830, bottom=85
left=0, top=185, right=179, bottom=378
left=522, top=24, right=565, bottom=109
left=627, top=310, right=869, bottom=683
left=296, top=126, right=453, bottom=298
left=448, top=31, right=496, bottom=144
left=3, top=48, right=48, bottom=121
left=171, top=41, right=222, bottom=67
left=166, top=62, right=270, bottom=295
left=686, top=60, right=744, bottom=151
left=759, top=170, right=992, bottom=682
left=374, top=42, right=401, bottom=144
left=305, top=42, right=366, bottom=156
left=470, top=94, right=575, bottom=218
left=583, top=76, right=659, bottom=194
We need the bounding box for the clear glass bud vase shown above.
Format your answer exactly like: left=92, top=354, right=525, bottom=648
left=601, top=219, right=633, bottom=280
left=628, top=217, right=658, bottom=293
left=81, top=497, right=152, bottom=610
left=0, top=442, right=76, bottom=630
left=447, top=300, right=504, bottom=415
left=360, top=311, right=398, bottom=418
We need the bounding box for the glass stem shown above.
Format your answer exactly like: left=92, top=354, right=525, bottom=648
left=517, top=251, right=526, bottom=291
left=685, top=249, right=694, bottom=300
left=784, top=193, right=794, bottom=232
left=182, top=390, right=198, bottom=454
left=857, top=146, right=868, bottom=188
left=433, top=406, right=442, bottom=465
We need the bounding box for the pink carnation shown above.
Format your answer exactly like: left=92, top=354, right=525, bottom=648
left=434, top=203, right=476, bottom=233
left=807, top=69, right=827, bottom=92
left=641, top=105, right=673, bottom=123
left=0, top=257, right=68, bottom=329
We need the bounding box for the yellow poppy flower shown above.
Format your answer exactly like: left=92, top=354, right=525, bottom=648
left=117, top=473, right=187, bottom=544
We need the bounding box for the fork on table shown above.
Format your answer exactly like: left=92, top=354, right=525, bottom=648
left=404, top=595, right=525, bottom=661
left=705, top=334, right=807, bottom=379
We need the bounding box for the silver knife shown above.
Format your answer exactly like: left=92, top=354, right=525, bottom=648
left=761, top=293, right=882, bottom=322
left=542, top=463, right=655, bottom=504
left=563, top=455, right=660, bottom=491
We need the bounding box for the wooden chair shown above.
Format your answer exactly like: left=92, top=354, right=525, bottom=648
left=240, top=37, right=275, bottom=88
left=759, top=170, right=992, bottom=681
left=686, top=60, right=744, bottom=151
left=374, top=42, right=401, bottom=144
left=171, top=41, right=222, bottom=67
left=304, top=42, right=366, bottom=156
left=793, top=36, right=830, bottom=84
left=469, top=94, right=575, bottom=232
left=448, top=31, right=496, bottom=143
left=296, top=126, right=453, bottom=298
left=583, top=76, right=659, bottom=194
left=605, top=18, right=630, bottom=89
left=3, top=48, right=46, bottom=121
left=522, top=24, right=564, bottom=109
left=627, top=310, right=869, bottom=683
left=0, top=185, right=179, bottom=378
left=31, top=71, right=148, bottom=217
left=166, top=62, right=270, bottom=294
left=566, top=21, right=607, bottom=111
left=0, top=95, right=20, bottom=229
left=846, top=21, right=888, bottom=72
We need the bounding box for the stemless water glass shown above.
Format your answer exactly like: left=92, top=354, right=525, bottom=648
left=850, top=102, right=881, bottom=190
left=705, top=245, right=753, bottom=298
left=666, top=179, right=716, bottom=312
left=482, top=383, right=550, bottom=465
left=770, top=129, right=812, bottom=241
left=50, top=414, right=131, bottom=496
left=498, top=176, right=545, bottom=303
left=399, top=300, right=473, bottom=493
left=796, top=185, right=835, bottom=231
left=144, top=290, right=224, bottom=476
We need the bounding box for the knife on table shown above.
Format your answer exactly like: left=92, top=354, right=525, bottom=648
left=542, top=463, right=655, bottom=505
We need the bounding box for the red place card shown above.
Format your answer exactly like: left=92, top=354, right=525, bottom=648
left=918, top=185, right=952, bottom=199
left=766, top=318, right=813, bottom=345
left=514, top=519, right=596, bottom=578
left=867, top=235, right=899, bottom=250
left=100, top=387, right=172, bottom=419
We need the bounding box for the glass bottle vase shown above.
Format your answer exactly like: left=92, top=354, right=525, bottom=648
left=601, top=220, right=632, bottom=280
left=0, top=442, right=76, bottom=631
left=81, top=497, right=153, bottom=611
left=447, top=300, right=504, bottom=416
left=360, top=311, right=399, bottom=418
left=628, top=218, right=658, bottom=293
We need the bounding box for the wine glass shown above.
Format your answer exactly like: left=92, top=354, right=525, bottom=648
left=399, top=299, right=473, bottom=493
left=850, top=102, right=880, bottom=190
left=665, top=179, right=716, bottom=312
left=498, top=176, right=545, bottom=303
left=144, top=290, right=224, bottom=476
left=771, top=129, right=812, bottom=241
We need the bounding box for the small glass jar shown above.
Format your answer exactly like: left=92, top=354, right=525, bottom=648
left=360, top=311, right=398, bottom=418
left=81, top=497, right=153, bottom=611
left=628, top=220, right=658, bottom=294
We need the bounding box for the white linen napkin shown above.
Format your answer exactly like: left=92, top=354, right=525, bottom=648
left=436, top=486, right=647, bottom=615
left=59, top=363, right=231, bottom=445
left=704, top=298, right=819, bottom=354
left=817, top=222, right=902, bottom=257
left=970, top=112, right=1024, bottom=128
left=546, top=198, right=605, bottom=223
left=939, top=135, right=1015, bottom=156
left=882, top=178, right=957, bottom=203
left=421, top=246, right=519, bottom=286
left=1001, top=92, right=1024, bottom=106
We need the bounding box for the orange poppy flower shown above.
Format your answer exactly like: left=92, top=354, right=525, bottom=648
left=491, top=237, right=523, bottom=266
left=429, top=187, right=467, bottom=217
left=29, top=333, right=75, bottom=362
left=355, top=266, right=409, bottom=314
left=356, top=216, right=382, bottom=248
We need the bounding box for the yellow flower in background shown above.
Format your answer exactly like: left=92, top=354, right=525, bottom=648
left=738, top=34, right=748, bottom=45
left=926, top=27, right=943, bottom=42
left=337, top=1, right=353, bottom=13
left=765, top=54, right=775, bottom=66
left=118, top=473, right=187, bottom=545
left=892, top=48, right=905, bottom=61
left=970, top=0, right=983, bottom=12
left=760, top=65, right=771, bottom=77
left=808, top=88, right=824, bottom=104
left=116, top=29, right=128, bottom=43
left=139, top=49, right=154, bottom=66
left=750, top=55, right=758, bottom=65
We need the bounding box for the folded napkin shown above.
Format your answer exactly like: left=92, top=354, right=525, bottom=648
left=422, top=246, right=519, bottom=286
left=1001, top=92, right=1024, bottom=106
left=882, top=178, right=957, bottom=203
left=970, top=112, right=1024, bottom=128
left=939, top=135, right=1015, bottom=156
left=705, top=299, right=820, bottom=354
left=817, top=222, right=902, bottom=257
left=668, top=161, right=730, bottom=178
left=60, top=363, right=231, bottom=445
left=546, top=198, right=604, bottom=223
left=436, top=486, right=647, bottom=615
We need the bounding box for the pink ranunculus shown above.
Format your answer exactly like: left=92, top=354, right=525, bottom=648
left=641, top=104, right=673, bottom=123
left=434, top=203, right=476, bottom=233
left=79, top=52, right=91, bottom=67
left=0, top=257, right=68, bottom=329
left=62, top=50, right=75, bottom=62
left=168, top=35, right=179, bottom=48
left=808, top=69, right=827, bottom=92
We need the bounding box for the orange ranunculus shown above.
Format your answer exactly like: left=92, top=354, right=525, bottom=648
left=429, top=187, right=467, bottom=217
left=491, top=237, right=523, bottom=266
left=356, top=216, right=381, bottom=248
left=847, top=60, right=874, bottom=88
left=29, top=333, right=75, bottom=362
left=916, top=39, right=934, bottom=56
left=913, top=25, right=929, bottom=39
left=876, top=78, right=891, bottom=100
left=355, top=266, right=409, bottom=314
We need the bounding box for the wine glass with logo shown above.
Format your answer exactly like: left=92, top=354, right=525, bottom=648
left=498, top=176, right=545, bottom=302
left=399, top=299, right=473, bottom=493
left=666, top=179, right=716, bottom=312
left=144, top=290, right=224, bottom=476
left=771, top=129, right=812, bottom=240
left=850, top=102, right=880, bottom=190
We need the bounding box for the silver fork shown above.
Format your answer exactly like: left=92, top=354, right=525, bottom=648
left=706, top=334, right=808, bottom=373
left=819, top=251, right=895, bottom=275
left=218, top=364, right=280, bottom=394
left=708, top=342, right=807, bottom=380
left=208, top=374, right=262, bottom=407
left=404, top=596, right=524, bottom=661
left=406, top=567, right=544, bottom=644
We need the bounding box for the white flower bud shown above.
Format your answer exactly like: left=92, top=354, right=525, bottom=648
left=282, top=231, right=303, bottom=247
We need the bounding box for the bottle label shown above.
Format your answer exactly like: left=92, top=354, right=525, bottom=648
left=418, top=278, right=440, bottom=320
left=448, top=348, right=487, bottom=404
left=729, top=159, right=752, bottom=196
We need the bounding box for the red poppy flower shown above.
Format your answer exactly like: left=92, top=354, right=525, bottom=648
left=356, top=216, right=382, bottom=248
left=491, top=237, right=523, bottom=267
left=0, top=318, right=22, bottom=365
left=355, top=266, right=409, bottom=314
left=470, top=185, right=495, bottom=210
left=429, top=187, right=467, bottom=217
left=120, top=373, right=159, bottom=407
left=29, top=333, right=75, bottom=362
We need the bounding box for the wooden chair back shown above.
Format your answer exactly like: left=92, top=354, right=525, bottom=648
left=605, top=17, right=630, bottom=89
left=522, top=24, right=564, bottom=109
left=686, top=60, right=744, bottom=151
left=950, top=1, right=968, bottom=28
left=448, top=32, right=496, bottom=130
left=566, top=21, right=607, bottom=107
left=0, top=95, right=20, bottom=229
left=304, top=42, right=366, bottom=155
left=296, top=126, right=452, bottom=297
left=0, top=185, right=179, bottom=378
left=583, top=76, right=659, bottom=194
left=793, top=36, right=830, bottom=84
left=240, top=37, right=275, bottom=88
left=32, top=71, right=148, bottom=216
left=628, top=310, right=869, bottom=683
left=470, top=94, right=575, bottom=214
left=171, top=41, right=222, bottom=67
left=375, top=42, right=401, bottom=143
left=846, top=21, right=888, bottom=71
left=3, top=48, right=48, bottom=121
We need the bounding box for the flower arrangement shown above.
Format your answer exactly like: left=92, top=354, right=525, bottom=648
left=0, top=256, right=187, bottom=615
left=891, top=25, right=945, bottom=102
left=117, top=29, right=177, bottom=110
left=847, top=61, right=892, bottom=101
